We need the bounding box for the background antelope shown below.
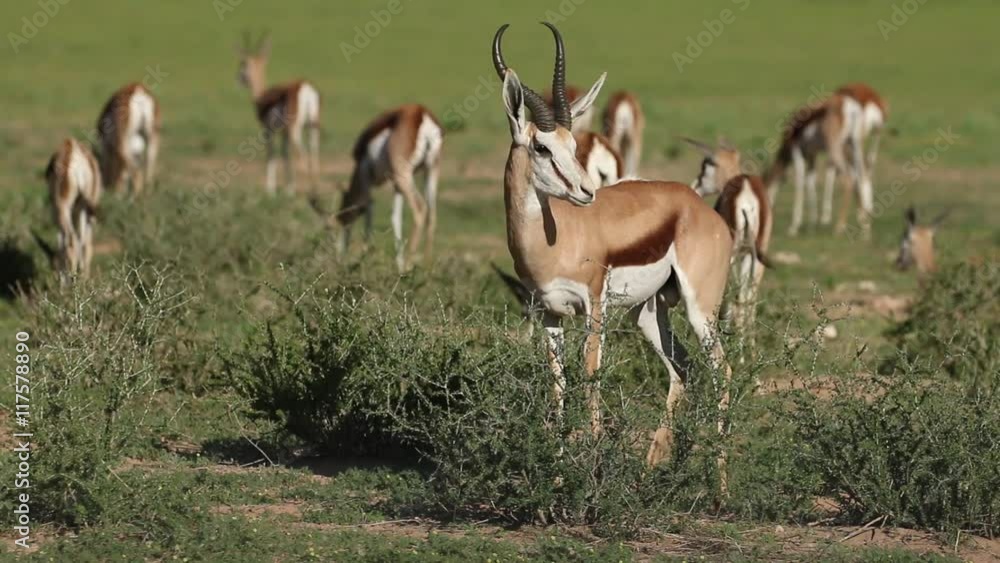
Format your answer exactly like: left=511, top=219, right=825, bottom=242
left=897, top=206, right=946, bottom=274
left=44, top=138, right=102, bottom=278
left=602, top=90, right=644, bottom=177
left=335, top=104, right=443, bottom=271
left=493, top=23, right=733, bottom=473
left=575, top=131, right=622, bottom=188
left=96, top=82, right=160, bottom=196
left=237, top=32, right=321, bottom=194
left=687, top=138, right=773, bottom=346
left=764, top=84, right=886, bottom=239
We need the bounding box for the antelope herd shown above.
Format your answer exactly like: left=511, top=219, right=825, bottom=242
left=36, top=22, right=946, bottom=485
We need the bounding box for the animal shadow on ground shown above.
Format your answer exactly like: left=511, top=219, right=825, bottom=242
left=200, top=436, right=425, bottom=478
left=0, top=236, right=39, bottom=300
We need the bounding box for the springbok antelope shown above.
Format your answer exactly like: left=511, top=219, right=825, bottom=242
left=764, top=84, right=886, bottom=239
left=96, top=83, right=160, bottom=195
left=334, top=104, right=443, bottom=271
left=236, top=32, right=321, bottom=194
left=686, top=138, right=773, bottom=342
left=494, top=132, right=621, bottom=322
left=602, top=91, right=644, bottom=177
left=575, top=131, right=622, bottom=188
left=493, top=23, right=733, bottom=470
left=897, top=206, right=946, bottom=274
left=545, top=85, right=593, bottom=134
left=44, top=138, right=102, bottom=278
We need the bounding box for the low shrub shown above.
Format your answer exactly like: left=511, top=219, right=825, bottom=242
left=0, top=264, right=192, bottom=527
left=231, top=274, right=801, bottom=534
left=780, top=355, right=1000, bottom=536
left=889, top=257, right=1000, bottom=386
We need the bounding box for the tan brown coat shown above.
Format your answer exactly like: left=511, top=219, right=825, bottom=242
left=45, top=138, right=102, bottom=277
left=96, top=82, right=160, bottom=195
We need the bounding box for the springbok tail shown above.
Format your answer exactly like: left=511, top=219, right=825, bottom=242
left=491, top=263, right=532, bottom=307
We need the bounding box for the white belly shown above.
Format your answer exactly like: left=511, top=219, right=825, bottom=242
left=538, top=277, right=591, bottom=317
left=606, top=247, right=675, bottom=308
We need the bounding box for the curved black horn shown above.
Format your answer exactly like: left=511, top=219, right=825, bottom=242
left=541, top=22, right=570, bottom=129
left=492, top=24, right=556, bottom=132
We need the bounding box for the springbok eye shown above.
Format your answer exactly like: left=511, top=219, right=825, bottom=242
left=533, top=142, right=551, bottom=156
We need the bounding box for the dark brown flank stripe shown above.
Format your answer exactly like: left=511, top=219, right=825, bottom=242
left=352, top=107, right=401, bottom=161
left=255, top=81, right=304, bottom=128
left=606, top=212, right=679, bottom=268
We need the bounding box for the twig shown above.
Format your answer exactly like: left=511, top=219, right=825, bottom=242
left=228, top=406, right=275, bottom=467
left=326, top=518, right=423, bottom=529
left=838, top=515, right=887, bottom=543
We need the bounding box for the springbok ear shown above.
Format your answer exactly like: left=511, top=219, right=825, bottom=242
left=905, top=206, right=917, bottom=226
left=502, top=70, right=528, bottom=143
left=930, top=209, right=951, bottom=229
left=258, top=32, right=272, bottom=57
left=570, top=72, right=606, bottom=121
left=680, top=136, right=715, bottom=157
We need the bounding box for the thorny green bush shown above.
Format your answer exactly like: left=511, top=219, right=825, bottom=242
left=0, top=264, right=192, bottom=527
left=781, top=355, right=1000, bottom=536
left=888, top=256, right=1000, bottom=386
left=231, top=273, right=808, bottom=535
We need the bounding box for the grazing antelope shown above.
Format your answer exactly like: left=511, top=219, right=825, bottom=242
left=492, top=23, right=733, bottom=471
left=764, top=84, right=886, bottom=239
left=686, top=138, right=773, bottom=343
left=602, top=91, right=644, bottom=177
left=545, top=85, right=593, bottom=134
left=575, top=131, right=622, bottom=188
left=236, top=32, right=322, bottom=194
left=44, top=139, right=102, bottom=278
left=96, top=82, right=160, bottom=195
left=896, top=206, right=946, bottom=274
left=335, top=104, right=443, bottom=271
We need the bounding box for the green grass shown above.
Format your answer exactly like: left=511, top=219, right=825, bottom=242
left=1, top=1, right=998, bottom=560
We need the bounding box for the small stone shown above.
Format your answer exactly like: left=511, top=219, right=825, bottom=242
left=772, top=251, right=801, bottom=265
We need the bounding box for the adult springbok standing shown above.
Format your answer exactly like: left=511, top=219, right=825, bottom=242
left=44, top=138, right=102, bottom=278
left=602, top=91, right=644, bottom=177
left=96, top=82, right=160, bottom=195
left=764, top=84, right=886, bottom=239
left=686, top=138, right=773, bottom=346
left=492, top=23, right=733, bottom=471
left=237, top=32, right=321, bottom=194
left=334, top=104, right=443, bottom=271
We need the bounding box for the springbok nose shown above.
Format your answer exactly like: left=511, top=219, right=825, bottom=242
left=580, top=186, right=595, bottom=199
